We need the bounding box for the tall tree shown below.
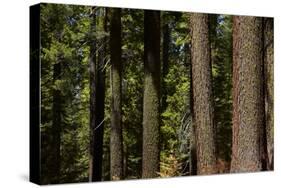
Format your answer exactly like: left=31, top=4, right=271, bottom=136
left=89, top=7, right=108, bottom=182
left=264, top=18, right=274, bottom=170
left=89, top=7, right=98, bottom=181
left=40, top=4, right=93, bottom=183
left=142, top=10, right=161, bottom=178
left=231, top=16, right=264, bottom=172
left=190, top=13, right=217, bottom=175
left=48, top=11, right=66, bottom=181
left=110, top=8, right=123, bottom=180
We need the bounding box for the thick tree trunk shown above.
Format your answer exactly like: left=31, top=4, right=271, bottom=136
left=231, top=16, right=264, bottom=172
left=190, top=13, right=217, bottom=175
left=142, top=10, right=161, bottom=178
left=50, top=57, right=62, bottom=183
left=110, top=8, right=123, bottom=180
left=264, top=18, right=274, bottom=170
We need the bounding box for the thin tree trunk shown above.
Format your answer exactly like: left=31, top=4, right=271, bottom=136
left=264, top=18, right=274, bottom=170
left=89, top=8, right=98, bottom=182
left=190, top=13, right=217, bottom=175
left=231, top=16, right=264, bottom=172
left=110, top=8, right=123, bottom=180
left=142, top=10, right=161, bottom=178
left=89, top=8, right=108, bottom=182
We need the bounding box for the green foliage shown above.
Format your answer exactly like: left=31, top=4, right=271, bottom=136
left=40, top=4, right=233, bottom=183
left=121, top=9, right=144, bottom=179
left=40, top=4, right=92, bottom=183
left=210, top=15, right=233, bottom=163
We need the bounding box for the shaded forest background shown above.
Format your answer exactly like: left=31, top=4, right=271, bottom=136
left=39, top=3, right=273, bottom=184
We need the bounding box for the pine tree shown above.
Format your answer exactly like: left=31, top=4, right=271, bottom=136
left=190, top=13, right=217, bottom=175
left=142, top=10, right=161, bottom=178
left=110, top=8, right=123, bottom=180
left=89, top=7, right=97, bottom=181
left=89, top=7, right=107, bottom=182
left=231, top=16, right=264, bottom=172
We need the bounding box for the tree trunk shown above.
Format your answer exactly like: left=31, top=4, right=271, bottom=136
left=89, top=7, right=108, bottom=182
left=188, top=44, right=197, bottom=176
left=190, top=13, right=217, bottom=175
left=264, top=18, right=274, bottom=170
left=231, top=16, right=264, bottom=172
left=89, top=8, right=99, bottom=181
left=110, top=8, right=123, bottom=180
left=142, top=10, right=161, bottom=178
left=50, top=56, right=62, bottom=183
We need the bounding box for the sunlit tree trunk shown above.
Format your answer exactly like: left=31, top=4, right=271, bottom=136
left=142, top=10, right=161, bottom=178
left=190, top=13, right=217, bottom=175
left=231, top=16, right=264, bottom=172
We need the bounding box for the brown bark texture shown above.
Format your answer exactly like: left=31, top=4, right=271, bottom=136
left=190, top=62, right=197, bottom=175
left=264, top=18, right=274, bottom=170
left=190, top=13, right=217, bottom=175
left=110, top=8, right=123, bottom=180
left=231, top=16, right=264, bottom=172
left=142, top=10, right=161, bottom=178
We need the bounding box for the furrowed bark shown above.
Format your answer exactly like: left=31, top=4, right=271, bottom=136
left=190, top=13, right=217, bottom=175
left=264, top=18, right=274, bottom=170
left=110, top=8, right=123, bottom=180
left=231, top=16, right=264, bottom=172
left=142, top=10, right=161, bottom=178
